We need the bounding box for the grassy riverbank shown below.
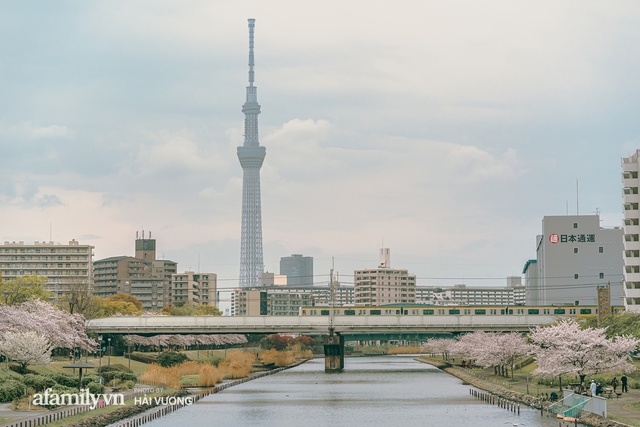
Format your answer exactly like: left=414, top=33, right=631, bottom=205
left=418, top=355, right=640, bottom=427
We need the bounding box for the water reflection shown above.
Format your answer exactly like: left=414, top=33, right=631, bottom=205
left=143, top=355, right=563, bottom=427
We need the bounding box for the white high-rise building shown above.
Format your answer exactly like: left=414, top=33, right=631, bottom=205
left=622, top=150, right=640, bottom=311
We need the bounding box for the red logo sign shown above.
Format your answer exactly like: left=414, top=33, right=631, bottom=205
left=549, top=234, right=559, bottom=244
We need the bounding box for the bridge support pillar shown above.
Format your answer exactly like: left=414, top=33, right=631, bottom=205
left=324, top=333, right=344, bottom=372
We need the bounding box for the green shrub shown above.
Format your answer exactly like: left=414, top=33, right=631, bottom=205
left=99, top=371, right=116, bottom=384
left=202, top=355, right=224, bottom=367
left=157, top=352, right=189, bottom=367
left=47, top=373, right=78, bottom=388
left=129, top=352, right=157, bottom=364
left=83, top=375, right=100, bottom=385
left=0, top=380, right=25, bottom=402
left=97, top=364, right=132, bottom=374
left=114, top=372, right=137, bottom=382
left=22, top=374, right=56, bottom=392
left=86, top=382, right=104, bottom=394
left=124, top=380, right=135, bottom=390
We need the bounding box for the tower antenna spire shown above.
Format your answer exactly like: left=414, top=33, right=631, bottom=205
left=237, top=19, right=266, bottom=287
left=248, top=18, right=255, bottom=86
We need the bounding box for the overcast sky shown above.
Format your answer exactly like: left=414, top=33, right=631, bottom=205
left=2, top=1, right=639, bottom=300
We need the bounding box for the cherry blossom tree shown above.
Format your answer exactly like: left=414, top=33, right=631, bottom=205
left=0, top=330, right=54, bottom=369
left=421, top=338, right=455, bottom=359
left=122, top=334, right=247, bottom=348
left=0, top=299, right=96, bottom=351
left=530, top=319, right=639, bottom=385
left=451, top=331, right=531, bottom=378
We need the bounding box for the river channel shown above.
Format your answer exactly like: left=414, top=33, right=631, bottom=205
left=143, top=355, right=563, bottom=426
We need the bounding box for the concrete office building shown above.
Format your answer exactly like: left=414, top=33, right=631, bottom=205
left=354, top=249, right=416, bottom=306
left=622, top=150, right=640, bottom=311
left=0, top=239, right=93, bottom=303
left=280, top=254, right=313, bottom=286
left=93, top=231, right=177, bottom=309
left=524, top=215, right=624, bottom=306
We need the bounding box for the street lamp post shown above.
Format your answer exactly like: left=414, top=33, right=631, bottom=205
left=98, top=335, right=103, bottom=384
left=107, top=338, right=111, bottom=368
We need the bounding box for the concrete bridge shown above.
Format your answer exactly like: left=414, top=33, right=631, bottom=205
left=86, top=314, right=555, bottom=335
left=87, top=314, right=555, bottom=372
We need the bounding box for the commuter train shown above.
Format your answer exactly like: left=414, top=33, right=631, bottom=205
left=300, top=304, right=625, bottom=318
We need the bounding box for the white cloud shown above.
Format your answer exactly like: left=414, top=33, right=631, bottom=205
left=135, top=130, right=227, bottom=175
left=0, top=122, right=72, bottom=140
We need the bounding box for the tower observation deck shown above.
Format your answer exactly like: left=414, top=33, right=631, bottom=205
left=237, top=18, right=266, bottom=287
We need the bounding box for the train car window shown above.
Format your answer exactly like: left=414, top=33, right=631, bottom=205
left=449, top=309, right=460, bottom=315
left=579, top=309, right=592, bottom=314
left=554, top=309, right=566, bottom=314
left=528, top=309, right=539, bottom=315
left=320, top=310, right=330, bottom=316
left=370, top=310, right=381, bottom=315
left=474, top=309, right=486, bottom=315
left=345, top=310, right=356, bottom=315
left=423, top=309, right=434, bottom=315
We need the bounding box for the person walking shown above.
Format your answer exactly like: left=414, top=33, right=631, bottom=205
left=621, top=375, right=628, bottom=393
left=612, top=377, right=619, bottom=393
left=590, top=380, right=597, bottom=397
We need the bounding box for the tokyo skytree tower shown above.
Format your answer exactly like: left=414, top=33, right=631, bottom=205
left=237, top=19, right=266, bottom=287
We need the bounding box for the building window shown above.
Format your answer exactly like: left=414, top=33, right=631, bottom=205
left=574, top=274, right=579, bottom=279
left=573, top=222, right=578, bottom=229
left=599, top=247, right=603, bottom=253
left=574, top=248, right=578, bottom=254
left=599, top=272, right=604, bottom=279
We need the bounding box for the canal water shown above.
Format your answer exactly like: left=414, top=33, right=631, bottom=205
left=143, top=356, right=562, bottom=427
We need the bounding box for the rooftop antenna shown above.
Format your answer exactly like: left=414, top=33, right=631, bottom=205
left=576, top=180, right=579, bottom=215
left=248, top=18, right=255, bottom=87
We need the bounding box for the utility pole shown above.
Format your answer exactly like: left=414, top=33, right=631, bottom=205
left=329, top=257, right=335, bottom=335
left=323, top=256, right=344, bottom=372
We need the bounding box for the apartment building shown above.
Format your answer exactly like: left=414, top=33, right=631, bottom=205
left=0, top=239, right=93, bottom=303
left=354, top=249, right=416, bottom=306
left=93, top=231, right=177, bottom=309
left=622, top=150, right=640, bottom=311
left=171, top=271, right=217, bottom=307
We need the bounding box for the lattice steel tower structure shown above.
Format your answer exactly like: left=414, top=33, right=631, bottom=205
left=237, top=18, right=266, bottom=287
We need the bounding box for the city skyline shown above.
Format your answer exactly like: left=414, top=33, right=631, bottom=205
left=1, top=2, right=639, bottom=290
